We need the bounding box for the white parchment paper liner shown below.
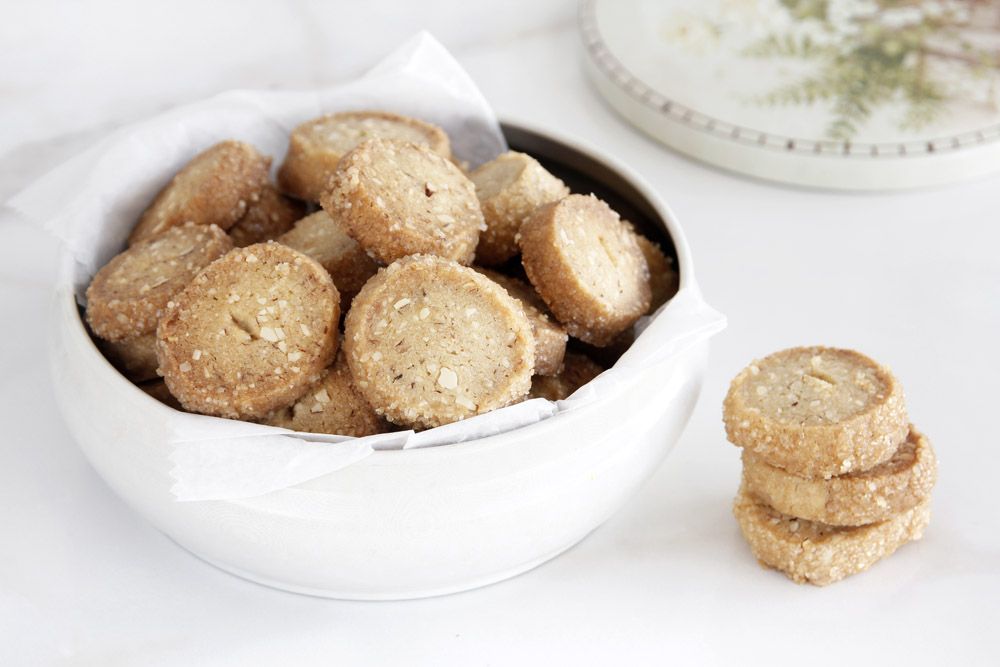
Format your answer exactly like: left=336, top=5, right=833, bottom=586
left=6, top=32, right=726, bottom=502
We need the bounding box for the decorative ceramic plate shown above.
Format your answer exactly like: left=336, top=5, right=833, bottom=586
left=581, top=0, right=1000, bottom=190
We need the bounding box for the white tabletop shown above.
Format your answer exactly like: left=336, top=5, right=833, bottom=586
left=2, top=1, right=998, bottom=665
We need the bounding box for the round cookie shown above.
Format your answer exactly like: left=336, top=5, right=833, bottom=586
left=87, top=222, right=233, bottom=342
left=633, top=233, right=679, bottom=313
left=574, top=228, right=675, bottom=365
left=732, top=484, right=931, bottom=586
left=476, top=268, right=567, bottom=376
left=278, top=111, right=451, bottom=202
left=98, top=333, right=159, bottom=382
left=344, top=255, right=535, bottom=429
left=262, top=352, right=389, bottom=437
left=723, top=347, right=908, bottom=478
left=277, top=210, right=379, bottom=311
left=129, top=141, right=271, bottom=245
left=742, top=425, right=937, bottom=526
left=469, top=151, right=568, bottom=265
left=228, top=184, right=306, bottom=247
left=322, top=138, right=484, bottom=265
left=519, top=194, right=651, bottom=346
left=529, top=352, right=603, bottom=401
left=157, top=242, right=339, bottom=419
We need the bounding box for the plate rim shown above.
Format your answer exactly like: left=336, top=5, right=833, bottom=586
left=579, top=0, right=1000, bottom=161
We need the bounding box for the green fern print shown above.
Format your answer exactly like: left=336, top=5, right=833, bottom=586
left=747, top=0, right=999, bottom=140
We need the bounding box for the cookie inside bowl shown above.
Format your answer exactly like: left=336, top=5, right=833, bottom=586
left=78, top=119, right=684, bottom=439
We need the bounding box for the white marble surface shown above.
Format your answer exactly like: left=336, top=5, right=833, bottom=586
left=2, top=1, right=998, bottom=665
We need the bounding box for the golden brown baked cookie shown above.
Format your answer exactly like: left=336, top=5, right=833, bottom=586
left=742, top=425, right=937, bottom=526
left=723, top=347, right=908, bottom=478
left=733, top=484, right=930, bottom=585
left=574, top=231, right=675, bottom=364
left=519, top=194, right=651, bottom=346
left=228, top=184, right=306, bottom=247
left=476, top=268, right=567, bottom=376
left=98, top=333, right=159, bottom=382
left=529, top=352, right=603, bottom=401
left=278, top=111, right=451, bottom=202
left=87, top=222, right=233, bottom=342
left=277, top=210, right=379, bottom=311
left=261, top=352, right=389, bottom=437
left=129, top=141, right=270, bottom=245
left=633, top=233, right=678, bottom=313
left=139, top=379, right=184, bottom=410
left=344, top=255, right=535, bottom=429
left=322, top=138, right=483, bottom=265
left=469, top=151, right=568, bottom=265
left=156, top=242, right=339, bottom=419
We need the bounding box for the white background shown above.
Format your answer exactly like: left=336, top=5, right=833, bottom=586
left=1, top=1, right=998, bottom=665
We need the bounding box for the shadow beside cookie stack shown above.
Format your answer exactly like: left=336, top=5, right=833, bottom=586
left=723, top=347, right=937, bottom=586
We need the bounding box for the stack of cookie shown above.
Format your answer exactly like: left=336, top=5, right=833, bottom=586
left=85, top=110, right=680, bottom=436
left=723, top=347, right=937, bottom=585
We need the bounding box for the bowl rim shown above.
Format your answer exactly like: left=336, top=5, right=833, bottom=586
left=55, top=118, right=698, bottom=463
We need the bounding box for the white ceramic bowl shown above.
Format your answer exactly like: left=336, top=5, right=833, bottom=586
left=51, top=121, right=710, bottom=600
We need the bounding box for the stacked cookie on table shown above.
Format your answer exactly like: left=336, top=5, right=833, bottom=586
left=723, top=347, right=938, bottom=585
left=84, top=111, right=677, bottom=437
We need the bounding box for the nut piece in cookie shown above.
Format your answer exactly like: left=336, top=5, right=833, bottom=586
left=322, top=138, right=483, bottom=265
left=87, top=222, right=233, bottom=342
left=519, top=194, right=651, bottom=346
left=262, top=352, right=389, bottom=437
left=476, top=268, right=567, bottom=376
left=529, top=352, right=603, bottom=401
left=277, top=210, right=379, bottom=311
left=732, top=484, right=930, bottom=586
left=278, top=111, right=451, bottom=203
left=344, top=255, right=535, bottom=429
left=742, top=425, right=937, bottom=526
left=723, top=346, right=908, bottom=478
left=129, top=141, right=271, bottom=245
left=228, top=184, right=306, bottom=247
left=156, top=242, right=339, bottom=419
left=469, top=151, right=568, bottom=266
